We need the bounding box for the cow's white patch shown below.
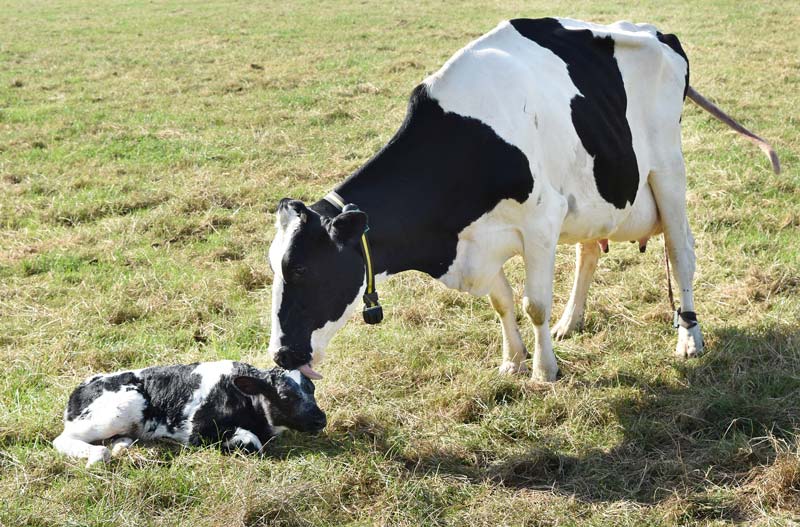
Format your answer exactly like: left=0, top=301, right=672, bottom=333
left=308, top=277, right=365, bottom=365
left=675, top=324, right=704, bottom=359
left=421, top=19, right=693, bottom=380
left=267, top=213, right=304, bottom=356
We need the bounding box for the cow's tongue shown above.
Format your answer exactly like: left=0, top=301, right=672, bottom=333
left=298, top=363, right=323, bottom=380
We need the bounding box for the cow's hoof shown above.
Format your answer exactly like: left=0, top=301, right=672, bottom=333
left=551, top=306, right=583, bottom=340
left=675, top=324, right=704, bottom=359
left=498, top=361, right=529, bottom=376
left=530, top=365, right=559, bottom=383
left=551, top=318, right=581, bottom=340
left=86, top=446, right=110, bottom=468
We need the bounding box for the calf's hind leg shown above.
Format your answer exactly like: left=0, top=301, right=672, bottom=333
left=53, top=431, right=111, bottom=467
left=649, top=162, right=704, bottom=358
left=489, top=271, right=529, bottom=375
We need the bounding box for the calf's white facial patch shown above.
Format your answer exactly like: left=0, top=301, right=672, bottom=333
left=286, top=369, right=303, bottom=386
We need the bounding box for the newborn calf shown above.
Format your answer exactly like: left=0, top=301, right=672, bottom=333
left=54, top=360, right=326, bottom=467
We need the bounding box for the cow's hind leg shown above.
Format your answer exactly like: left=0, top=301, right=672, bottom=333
left=489, top=271, right=529, bottom=375
left=649, top=161, right=704, bottom=358
left=552, top=241, right=600, bottom=339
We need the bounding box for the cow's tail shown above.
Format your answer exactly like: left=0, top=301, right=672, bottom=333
left=686, top=86, right=781, bottom=174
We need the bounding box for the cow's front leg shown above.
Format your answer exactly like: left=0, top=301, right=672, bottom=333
left=522, top=231, right=561, bottom=382
left=650, top=161, right=704, bottom=358
left=488, top=271, right=529, bottom=375
left=551, top=241, right=600, bottom=339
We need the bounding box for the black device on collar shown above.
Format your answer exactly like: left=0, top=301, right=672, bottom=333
left=323, top=191, right=383, bottom=325
left=673, top=308, right=698, bottom=329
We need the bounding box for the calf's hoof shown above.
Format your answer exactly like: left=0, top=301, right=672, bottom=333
left=111, top=437, right=134, bottom=457
left=498, top=361, right=529, bottom=376
left=86, top=446, right=110, bottom=468
left=675, top=324, right=704, bottom=359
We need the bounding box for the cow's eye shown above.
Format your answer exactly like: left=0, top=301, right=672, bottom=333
left=281, top=264, right=306, bottom=283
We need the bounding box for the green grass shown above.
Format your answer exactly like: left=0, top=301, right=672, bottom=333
left=1, top=1, right=799, bottom=525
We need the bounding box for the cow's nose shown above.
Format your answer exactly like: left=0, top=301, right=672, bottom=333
left=273, top=346, right=312, bottom=371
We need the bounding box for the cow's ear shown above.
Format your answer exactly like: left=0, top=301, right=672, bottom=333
left=276, top=199, right=308, bottom=230
left=233, top=376, right=274, bottom=397
left=328, top=210, right=367, bottom=246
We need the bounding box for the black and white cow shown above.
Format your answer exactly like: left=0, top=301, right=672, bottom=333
left=268, top=18, right=779, bottom=382
left=54, top=361, right=326, bottom=466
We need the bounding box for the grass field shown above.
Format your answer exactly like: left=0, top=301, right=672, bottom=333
left=1, top=0, right=799, bottom=525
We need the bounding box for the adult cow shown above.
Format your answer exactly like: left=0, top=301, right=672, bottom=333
left=267, top=18, right=779, bottom=382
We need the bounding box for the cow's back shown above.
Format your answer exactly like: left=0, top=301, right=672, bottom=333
left=423, top=18, right=688, bottom=243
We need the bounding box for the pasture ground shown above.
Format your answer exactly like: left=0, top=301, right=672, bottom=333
left=1, top=1, right=799, bottom=525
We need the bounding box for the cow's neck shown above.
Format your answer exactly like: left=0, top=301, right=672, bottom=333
left=311, top=162, right=452, bottom=278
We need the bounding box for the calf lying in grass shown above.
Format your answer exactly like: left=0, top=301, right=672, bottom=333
left=54, top=360, right=326, bottom=467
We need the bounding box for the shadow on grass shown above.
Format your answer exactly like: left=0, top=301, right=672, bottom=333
left=291, top=322, right=800, bottom=521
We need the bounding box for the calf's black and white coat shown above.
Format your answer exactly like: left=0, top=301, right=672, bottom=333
left=268, top=18, right=779, bottom=382
left=54, top=361, right=326, bottom=467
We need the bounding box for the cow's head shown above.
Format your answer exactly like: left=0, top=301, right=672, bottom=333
left=267, top=198, right=367, bottom=379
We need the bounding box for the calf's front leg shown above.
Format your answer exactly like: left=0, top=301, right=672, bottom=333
left=223, top=427, right=264, bottom=454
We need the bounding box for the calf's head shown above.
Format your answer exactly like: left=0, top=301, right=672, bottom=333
left=267, top=198, right=368, bottom=379
left=234, top=368, right=326, bottom=433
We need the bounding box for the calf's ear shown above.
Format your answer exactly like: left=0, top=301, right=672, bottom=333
left=233, top=376, right=272, bottom=397
left=276, top=199, right=308, bottom=230
left=328, top=210, right=367, bottom=247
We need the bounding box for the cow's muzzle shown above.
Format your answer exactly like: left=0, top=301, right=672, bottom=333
left=273, top=346, right=322, bottom=379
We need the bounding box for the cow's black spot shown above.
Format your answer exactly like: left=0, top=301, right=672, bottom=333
left=510, top=18, right=639, bottom=209
left=322, top=83, right=534, bottom=279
